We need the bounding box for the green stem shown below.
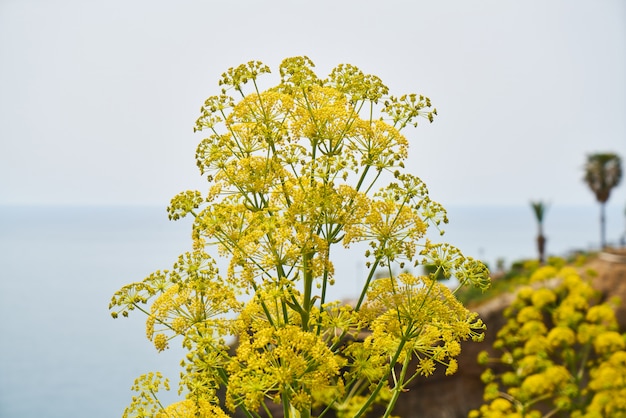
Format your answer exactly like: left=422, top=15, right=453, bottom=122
left=317, top=241, right=333, bottom=321
left=249, top=280, right=276, bottom=328
left=381, top=352, right=411, bottom=418
left=301, top=251, right=314, bottom=329
left=576, top=342, right=592, bottom=383
left=261, top=400, right=273, bottom=418
left=316, top=264, right=330, bottom=337
left=300, top=405, right=311, bottom=418
left=355, top=165, right=371, bottom=192
left=151, top=389, right=170, bottom=417
left=543, top=407, right=563, bottom=418
left=355, top=255, right=382, bottom=311
left=353, top=337, right=408, bottom=418
left=317, top=399, right=338, bottom=418
left=282, top=391, right=291, bottom=418
left=216, top=368, right=257, bottom=418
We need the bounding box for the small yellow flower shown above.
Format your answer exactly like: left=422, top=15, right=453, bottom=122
left=531, top=287, right=556, bottom=309
left=490, top=398, right=514, bottom=412
left=445, top=358, right=458, bottom=375
left=547, top=326, right=576, bottom=349
left=586, top=304, right=618, bottom=327
left=521, top=373, right=551, bottom=398
left=157, top=399, right=229, bottom=418
left=153, top=333, right=168, bottom=352
left=417, top=357, right=435, bottom=376
left=516, top=306, right=543, bottom=323
left=517, top=286, right=534, bottom=301
left=529, top=265, right=557, bottom=283
left=291, top=390, right=312, bottom=412
left=523, top=335, right=549, bottom=355
left=594, top=331, right=626, bottom=356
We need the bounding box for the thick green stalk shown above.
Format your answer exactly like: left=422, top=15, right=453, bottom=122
left=301, top=406, right=311, bottom=418
left=353, top=338, right=408, bottom=418
left=301, top=251, right=314, bottom=329
left=355, top=255, right=382, bottom=310
left=381, top=352, right=411, bottom=418
left=282, top=391, right=290, bottom=418
left=355, top=165, right=371, bottom=192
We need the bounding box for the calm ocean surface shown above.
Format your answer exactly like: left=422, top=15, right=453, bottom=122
left=0, top=204, right=624, bottom=417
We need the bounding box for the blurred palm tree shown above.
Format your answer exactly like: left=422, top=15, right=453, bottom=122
left=583, top=153, right=622, bottom=249
left=621, top=203, right=626, bottom=247
left=530, top=201, right=548, bottom=263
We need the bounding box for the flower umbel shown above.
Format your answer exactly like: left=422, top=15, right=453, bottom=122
left=111, top=56, right=489, bottom=418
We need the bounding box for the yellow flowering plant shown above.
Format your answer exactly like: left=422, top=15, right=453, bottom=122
left=470, top=265, right=626, bottom=418
left=110, top=57, right=490, bottom=418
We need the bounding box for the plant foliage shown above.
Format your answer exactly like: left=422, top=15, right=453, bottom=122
left=110, top=57, right=490, bottom=418
left=471, top=265, right=626, bottom=418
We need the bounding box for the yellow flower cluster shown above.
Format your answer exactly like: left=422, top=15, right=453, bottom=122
left=156, top=399, right=229, bottom=418
left=472, top=264, right=626, bottom=417
left=122, top=372, right=170, bottom=418
left=226, top=324, right=344, bottom=412
left=361, top=273, right=484, bottom=378
left=111, top=57, right=490, bottom=418
left=582, top=351, right=626, bottom=417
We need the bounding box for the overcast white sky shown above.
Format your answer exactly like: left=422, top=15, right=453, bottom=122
left=1, top=0, right=624, bottom=207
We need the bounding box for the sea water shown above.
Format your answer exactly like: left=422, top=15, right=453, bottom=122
left=0, top=204, right=624, bottom=417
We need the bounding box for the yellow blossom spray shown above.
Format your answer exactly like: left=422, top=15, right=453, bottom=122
left=110, top=57, right=490, bottom=418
